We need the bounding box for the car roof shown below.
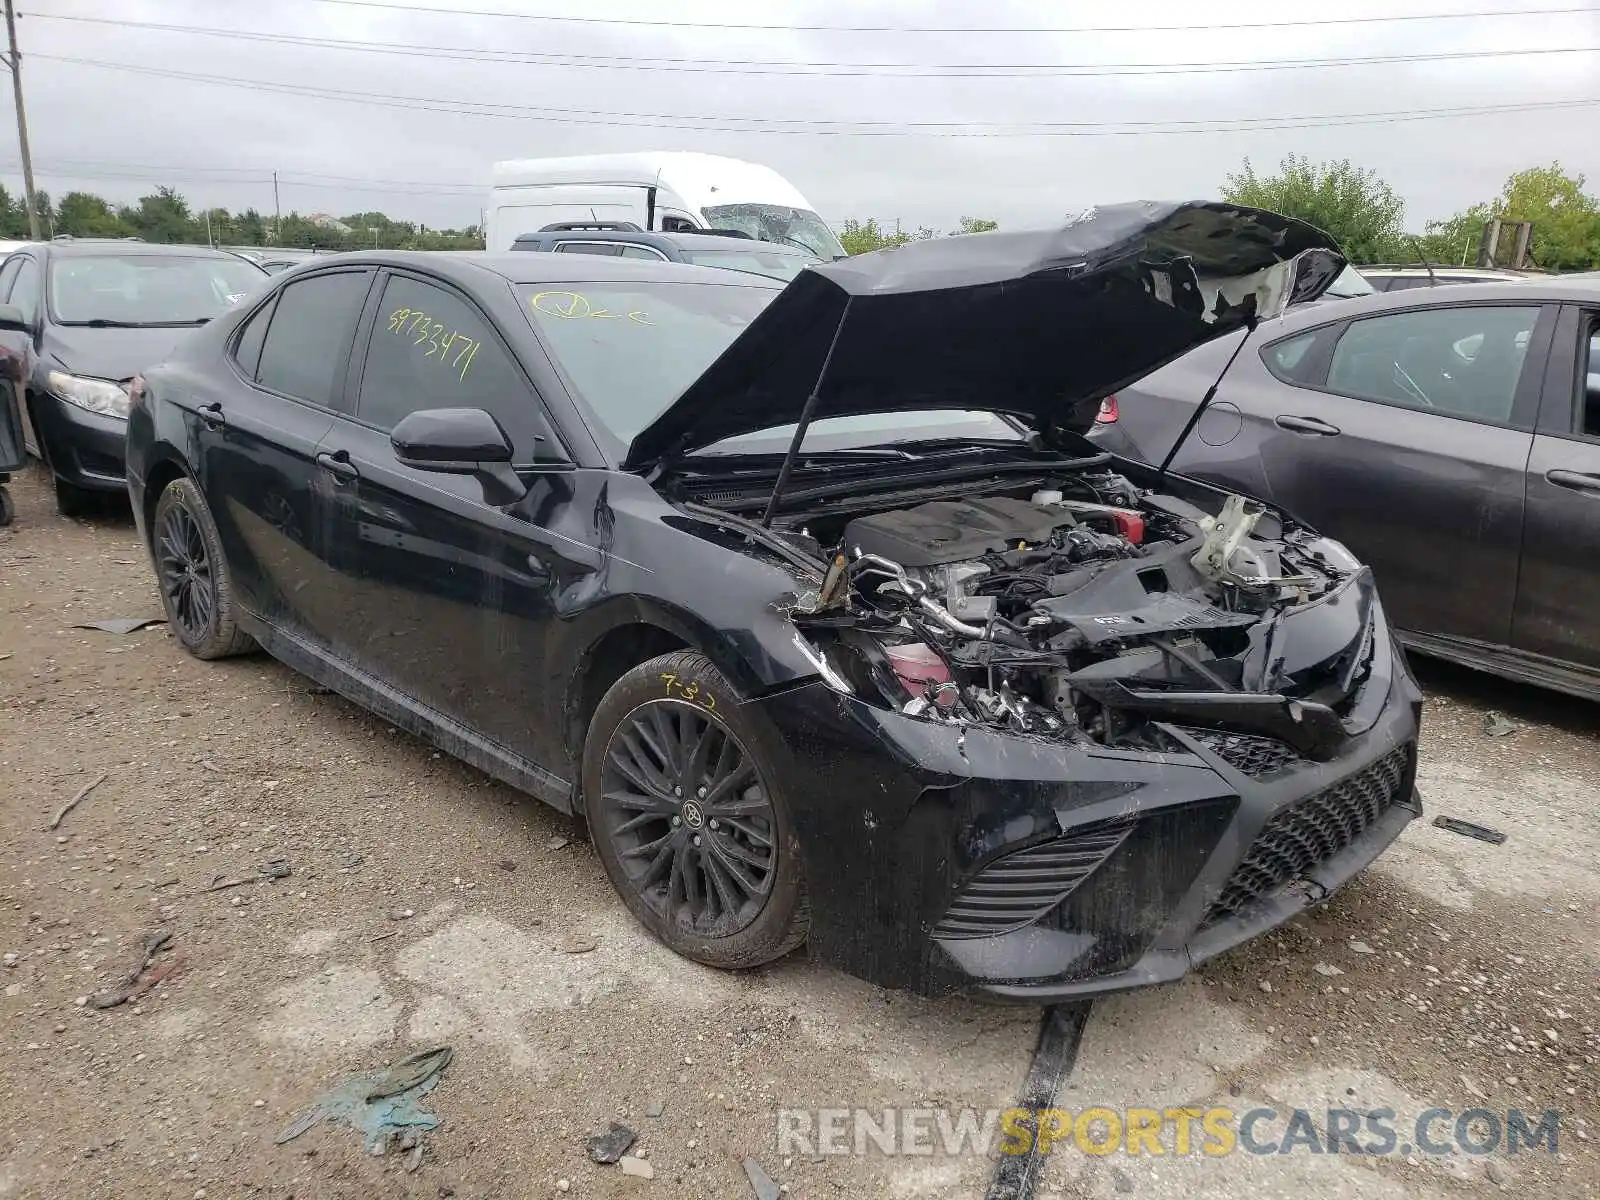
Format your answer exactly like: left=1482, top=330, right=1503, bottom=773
left=1270, top=276, right=1600, bottom=332
left=40, top=239, right=252, bottom=260
left=293, top=249, right=787, bottom=289
left=515, top=230, right=808, bottom=255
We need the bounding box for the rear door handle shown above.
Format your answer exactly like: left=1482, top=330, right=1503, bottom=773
left=198, top=401, right=225, bottom=429
left=1545, top=468, right=1600, bottom=494
left=315, top=450, right=359, bottom=482
left=1274, top=414, right=1342, bottom=437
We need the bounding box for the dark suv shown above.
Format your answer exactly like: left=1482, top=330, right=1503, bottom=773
left=0, top=238, right=267, bottom=514
left=510, top=224, right=821, bottom=282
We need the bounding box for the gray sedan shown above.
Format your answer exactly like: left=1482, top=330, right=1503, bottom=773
left=1091, top=278, right=1600, bottom=700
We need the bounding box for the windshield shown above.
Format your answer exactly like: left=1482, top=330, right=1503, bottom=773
left=1324, top=265, right=1376, bottom=299
left=679, top=247, right=817, bottom=282
left=521, top=281, right=776, bottom=447
left=702, top=203, right=846, bottom=260
left=50, top=254, right=267, bottom=325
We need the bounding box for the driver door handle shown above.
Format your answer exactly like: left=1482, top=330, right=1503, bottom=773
left=1274, top=414, right=1342, bottom=437
left=1545, top=468, right=1600, bottom=494
left=198, top=401, right=226, bottom=429
left=315, top=450, right=359, bottom=482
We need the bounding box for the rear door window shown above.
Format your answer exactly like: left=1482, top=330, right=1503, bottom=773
left=1263, top=331, right=1322, bottom=384
left=1326, top=305, right=1540, bottom=424
left=231, top=298, right=275, bottom=380
left=255, top=270, right=372, bottom=409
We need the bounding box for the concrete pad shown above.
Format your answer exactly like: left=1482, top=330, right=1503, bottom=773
left=257, top=965, right=399, bottom=1050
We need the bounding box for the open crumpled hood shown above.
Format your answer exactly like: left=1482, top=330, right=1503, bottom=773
left=624, top=201, right=1343, bottom=470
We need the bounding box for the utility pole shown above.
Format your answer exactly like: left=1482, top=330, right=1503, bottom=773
left=4, top=0, right=40, bottom=241
left=272, top=170, right=280, bottom=245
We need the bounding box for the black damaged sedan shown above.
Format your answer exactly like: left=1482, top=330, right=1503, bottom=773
left=125, top=202, right=1422, bottom=1000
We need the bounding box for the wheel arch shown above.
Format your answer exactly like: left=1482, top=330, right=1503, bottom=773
left=560, top=595, right=795, bottom=769
left=137, top=448, right=192, bottom=550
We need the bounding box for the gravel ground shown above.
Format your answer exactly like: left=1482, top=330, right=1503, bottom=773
left=0, top=461, right=1595, bottom=1200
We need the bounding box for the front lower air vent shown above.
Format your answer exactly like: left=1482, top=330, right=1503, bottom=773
left=933, top=820, right=1135, bottom=940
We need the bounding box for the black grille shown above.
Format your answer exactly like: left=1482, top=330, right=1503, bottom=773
left=934, top=821, right=1135, bottom=939
left=1206, top=744, right=1412, bottom=925
left=1183, top=728, right=1302, bottom=777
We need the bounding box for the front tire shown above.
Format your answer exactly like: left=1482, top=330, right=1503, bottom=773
left=582, top=649, right=810, bottom=970
left=151, top=477, right=256, bottom=660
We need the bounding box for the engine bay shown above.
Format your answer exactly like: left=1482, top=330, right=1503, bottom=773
left=776, top=469, right=1375, bottom=752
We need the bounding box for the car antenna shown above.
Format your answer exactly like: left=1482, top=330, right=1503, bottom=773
left=1155, top=310, right=1258, bottom=485
left=1411, top=237, right=1439, bottom=287
left=760, top=298, right=853, bottom=527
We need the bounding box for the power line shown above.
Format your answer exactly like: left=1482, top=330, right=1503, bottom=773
left=24, top=13, right=1600, bottom=77
left=32, top=54, right=1600, bottom=137
left=292, top=0, right=1600, bottom=35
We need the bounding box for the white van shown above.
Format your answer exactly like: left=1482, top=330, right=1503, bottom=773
left=485, top=152, right=845, bottom=260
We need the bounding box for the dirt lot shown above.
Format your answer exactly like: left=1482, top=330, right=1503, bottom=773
left=0, top=460, right=1595, bottom=1200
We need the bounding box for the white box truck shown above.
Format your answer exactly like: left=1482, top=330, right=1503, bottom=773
left=485, top=152, right=845, bottom=260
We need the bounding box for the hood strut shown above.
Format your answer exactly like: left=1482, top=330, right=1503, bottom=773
left=759, top=297, right=854, bottom=527
left=1155, top=313, right=1257, bottom=484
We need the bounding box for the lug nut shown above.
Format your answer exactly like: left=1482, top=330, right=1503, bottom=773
left=696, top=786, right=707, bottom=798
left=692, top=835, right=702, bottom=847
left=671, top=815, right=681, bottom=826
left=708, top=819, right=719, bottom=831
left=673, top=786, right=682, bottom=797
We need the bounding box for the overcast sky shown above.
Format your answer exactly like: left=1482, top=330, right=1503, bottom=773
left=4, top=0, right=1598, bottom=236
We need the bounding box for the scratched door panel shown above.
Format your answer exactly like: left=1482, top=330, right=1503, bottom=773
left=1260, top=397, right=1532, bottom=645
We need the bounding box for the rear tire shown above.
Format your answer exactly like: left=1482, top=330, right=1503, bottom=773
left=582, top=649, right=810, bottom=970
left=151, top=477, right=256, bottom=660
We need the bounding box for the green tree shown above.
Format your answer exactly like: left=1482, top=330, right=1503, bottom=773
left=56, top=192, right=135, bottom=238
left=0, top=184, right=24, bottom=238
left=951, top=216, right=998, bottom=235
left=1433, top=164, right=1600, bottom=270
left=838, top=218, right=940, bottom=255
left=234, top=208, right=267, bottom=246
left=839, top=217, right=910, bottom=255
left=125, top=186, right=196, bottom=243
left=1222, top=155, right=1406, bottom=264
left=30, top=190, right=53, bottom=238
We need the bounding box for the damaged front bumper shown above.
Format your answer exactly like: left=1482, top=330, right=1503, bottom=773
left=752, top=604, right=1422, bottom=1000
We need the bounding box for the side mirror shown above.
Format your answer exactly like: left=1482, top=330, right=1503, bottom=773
left=391, top=407, right=527, bottom=506
left=0, top=303, right=28, bottom=334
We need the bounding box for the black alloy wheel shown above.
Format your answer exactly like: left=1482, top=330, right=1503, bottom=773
left=599, top=699, right=777, bottom=936
left=157, top=496, right=214, bottom=643
left=582, top=649, right=809, bottom=969
left=150, top=477, right=256, bottom=660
